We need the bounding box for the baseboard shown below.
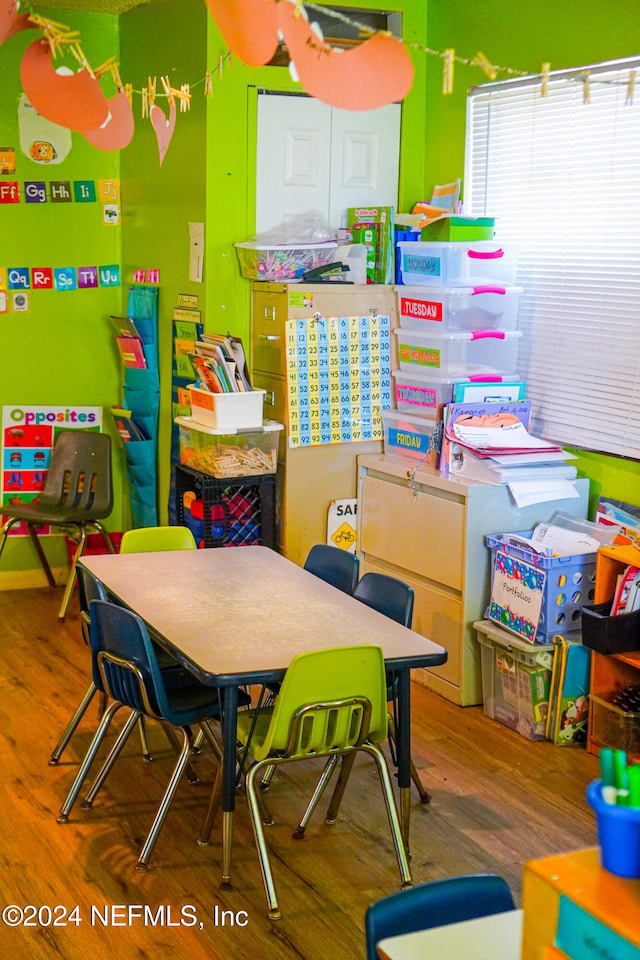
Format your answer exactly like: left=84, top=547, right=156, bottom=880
left=0, top=568, right=69, bottom=591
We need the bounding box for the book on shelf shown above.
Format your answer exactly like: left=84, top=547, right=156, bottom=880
left=110, top=314, right=140, bottom=338
left=188, top=353, right=224, bottom=393
left=198, top=335, right=252, bottom=391
left=110, top=407, right=147, bottom=442
left=611, top=565, right=640, bottom=615
left=115, top=334, right=147, bottom=368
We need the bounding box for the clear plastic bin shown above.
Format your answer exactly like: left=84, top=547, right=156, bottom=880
left=396, top=285, right=522, bottom=332
left=395, top=328, right=521, bottom=376
left=397, top=240, right=518, bottom=286
left=176, top=416, right=283, bottom=479
left=235, top=241, right=339, bottom=281
left=381, top=409, right=438, bottom=462
left=590, top=692, right=640, bottom=756
left=475, top=619, right=554, bottom=741
left=392, top=369, right=458, bottom=417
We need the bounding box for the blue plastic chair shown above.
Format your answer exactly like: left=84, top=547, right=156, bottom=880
left=365, top=873, right=516, bottom=960
left=49, top=566, right=110, bottom=764
left=303, top=543, right=360, bottom=595
left=56, top=600, right=224, bottom=871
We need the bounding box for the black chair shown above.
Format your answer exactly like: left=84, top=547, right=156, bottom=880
left=364, top=873, right=516, bottom=960
left=303, top=543, right=360, bottom=595
left=293, top=571, right=430, bottom=836
left=0, top=429, right=115, bottom=620
left=56, top=600, right=224, bottom=871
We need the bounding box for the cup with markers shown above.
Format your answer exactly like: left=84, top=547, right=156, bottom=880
left=587, top=748, right=640, bottom=878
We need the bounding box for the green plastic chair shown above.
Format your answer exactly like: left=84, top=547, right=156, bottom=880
left=120, top=525, right=197, bottom=553
left=203, top=644, right=412, bottom=920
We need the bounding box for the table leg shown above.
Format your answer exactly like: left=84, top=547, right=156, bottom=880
left=221, top=684, right=239, bottom=886
left=395, top=668, right=411, bottom=853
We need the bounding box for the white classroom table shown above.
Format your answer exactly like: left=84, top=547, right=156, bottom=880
left=80, top=546, right=447, bottom=884
left=376, top=908, right=524, bottom=960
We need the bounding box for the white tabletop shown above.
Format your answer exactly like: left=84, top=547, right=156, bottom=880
left=80, top=546, right=446, bottom=683
left=376, top=909, right=524, bottom=960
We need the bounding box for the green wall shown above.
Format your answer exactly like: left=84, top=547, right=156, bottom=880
left=425, top=0, right=640, bottom=515
left=0, top=12, right=125, bottom=576
left=119, top=0, right=208, bottom=523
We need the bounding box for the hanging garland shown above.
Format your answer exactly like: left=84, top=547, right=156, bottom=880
left=2, top=0, right=630, bottom=165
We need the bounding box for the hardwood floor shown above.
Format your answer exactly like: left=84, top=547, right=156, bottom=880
left=0, top=586, right=599, bottom=960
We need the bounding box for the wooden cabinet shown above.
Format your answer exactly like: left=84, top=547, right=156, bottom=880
left=356, top=454, right=590, bottom=705
left=522, top=848, right=640, bottom=960
left=251, top=282, right=398, bottom=566
left=587, top=542, right=640, bottom=760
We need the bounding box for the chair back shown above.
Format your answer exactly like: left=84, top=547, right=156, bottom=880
left=89, top=600, right=176, bottom=722
left=365, top=873, right=516, bottom=960
left=76, top=565, right=107, bottom=646
left=41, top=430, right=113, bottom=518
left=253, top=645, right=388, bottom=762
left=303, top=544, right=360, bottom=595
left=354, top=572, right=414, bottom=628
left=120, top=525, right=197, bottom=554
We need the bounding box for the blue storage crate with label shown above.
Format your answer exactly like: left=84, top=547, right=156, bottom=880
left=486, top=531, right=597, bottom=643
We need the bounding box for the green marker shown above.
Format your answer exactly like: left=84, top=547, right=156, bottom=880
left=628, top=764, right=640, bottom=808
left=599, top=747, right=617, bottom=804
left=613, top=749, right=630, bottom=806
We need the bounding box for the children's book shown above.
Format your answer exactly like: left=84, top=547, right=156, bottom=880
left=116, top=335, right=146, bottom=368
left=545, top=637, right=591, bottom=745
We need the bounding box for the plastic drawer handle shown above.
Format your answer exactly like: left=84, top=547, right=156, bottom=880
left=467, top=248, right=504, bottom=260
left=470, top=329, right=506, bottom=340
left=468, top=374, right=503, bottom=382
left=471, top=285, right=506, bottom=295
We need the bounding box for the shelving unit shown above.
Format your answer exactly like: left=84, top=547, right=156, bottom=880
left=587, top=542, right=640, bottom=760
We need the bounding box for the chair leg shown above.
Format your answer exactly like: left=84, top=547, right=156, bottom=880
left=161, top=722, right=199, bottom=783
left=387, top=715, right=431, bottom=804
left=324, top=752, right=358, bottom=823
left=137, top=715, right=153, bottom=762
left=246, top=760, right=283, bottom=921
left=26, top=522, right=57, bottom=588
left=198, top=763, right=223, bottom=846
left=49, top=682, right=98, bottom=765
left=58, top=528, right=87, bottom=620
left=92, top=522, right=116, bottom=554
left=81, top=710, right=142, bottom=809
left=293, top=754, right=340, bottom=839
left=259, top=763, right=276, bottom=792
left=360, top=743, right=413, bottom=889
left=57, top=700, right=125, bottom=822
left=136, top=727, right=196, bottom=871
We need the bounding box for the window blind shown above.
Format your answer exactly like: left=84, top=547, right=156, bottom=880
left=464, top=58, right=640, bottom=459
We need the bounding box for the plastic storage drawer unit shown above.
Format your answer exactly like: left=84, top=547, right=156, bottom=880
left=382, top=409, right=438, bottom=463
left=396, top=285, right=522, bottom=332
left=589, top=691, right=640, bottom=756
left=475, top=619, right=554, bottom=741
left=395, top=328, right=522, bottom=376
left=392, top=369, right=458, bottom=417
left=397, top=240, right=518, bottom=287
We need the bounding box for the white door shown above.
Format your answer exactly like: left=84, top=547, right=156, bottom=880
left=256, top=92, right=401, bottom=234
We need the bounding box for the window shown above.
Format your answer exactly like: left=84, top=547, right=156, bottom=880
left=464, top=57, right=640, bottom=459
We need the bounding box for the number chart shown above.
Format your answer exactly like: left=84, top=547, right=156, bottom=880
left=285, top=314, right=392, bottom=448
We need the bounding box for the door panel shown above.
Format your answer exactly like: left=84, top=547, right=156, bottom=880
left=257, top=93, right=400, bottom=233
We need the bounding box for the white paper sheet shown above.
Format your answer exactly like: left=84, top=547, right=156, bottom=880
left=508, top=479, right=581, bottom=508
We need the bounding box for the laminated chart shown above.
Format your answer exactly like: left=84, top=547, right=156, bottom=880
left=285, top=315, right=392, bottom=447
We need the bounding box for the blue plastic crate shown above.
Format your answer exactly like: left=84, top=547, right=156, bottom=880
left=486, top=530, right=597, bottom=643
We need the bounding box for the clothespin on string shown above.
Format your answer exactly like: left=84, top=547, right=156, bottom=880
left=474, top=51, right=498, bottom=81
left=627, top=70, right=636, bottom=105
left=582, top=71, right=590, bottom=105
left=443, top=48, right=455, bottom=95
left=204, top=70, right=213, bottom=97
left=148, top=76, right=156, bottom=108
left=540, top=62, right=550, bottom=97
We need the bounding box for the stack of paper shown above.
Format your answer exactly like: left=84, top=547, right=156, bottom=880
left=442, top=402, right=579, bottom=506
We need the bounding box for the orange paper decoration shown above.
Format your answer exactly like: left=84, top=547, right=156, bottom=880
left=277, top=3, right=414, bottom=111
left=203, top=0, right=279, bottom=67
left=150, top=98, right=176, bottom=166
left=0, top=0, right=33, bottom=46
left=20, top=40, right=109, bottom=132
left=81, top=91, right=135, bottom=151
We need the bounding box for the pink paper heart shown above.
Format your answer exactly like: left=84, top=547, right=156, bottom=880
left=150, top=100, right=176, bottom=166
